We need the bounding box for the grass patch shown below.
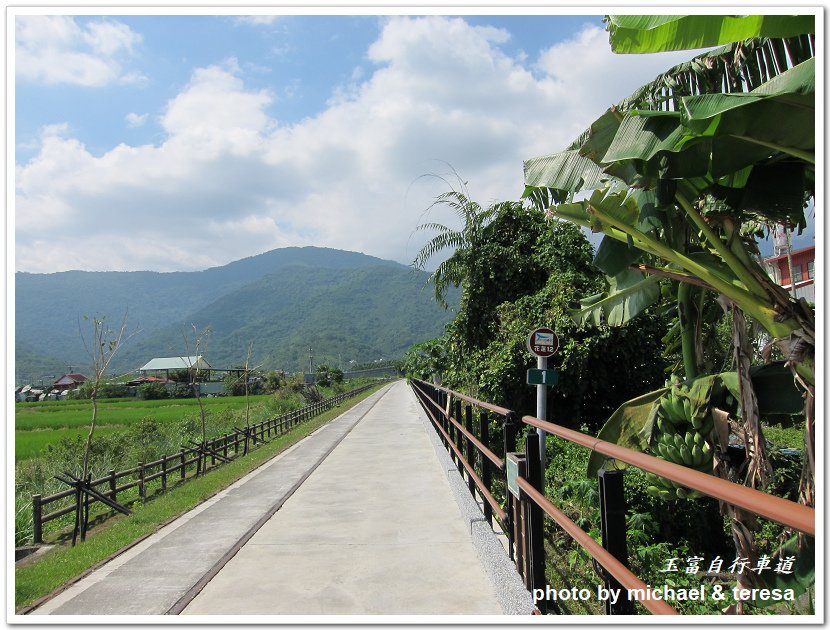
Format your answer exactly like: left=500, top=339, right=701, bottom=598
left=15, top=383, right=386, bottom=612
left=764, top=421, right=805, bottom=450
left=15, top=395, right=274, bottom=432
left=15, top=427, right=125, bottom=461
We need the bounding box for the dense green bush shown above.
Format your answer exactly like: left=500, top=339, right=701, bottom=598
left=137, top=382, right=168, bottom=400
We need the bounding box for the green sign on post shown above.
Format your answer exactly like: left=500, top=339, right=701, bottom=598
left=527, top=368, right=558, bottom=386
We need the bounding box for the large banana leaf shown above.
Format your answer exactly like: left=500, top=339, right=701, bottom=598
left=679, top=62, right=815, bottom=164
left=572, top=269, right=661, bottom=327
left=607, top=15, right=815, bottom=54
left=522, top=149, right=610, bottom=197
left=592, top=235, right=642, bottom=276
left=753, top=535, right=814, bottom=609
left=587, top=387, right=667, bottom=477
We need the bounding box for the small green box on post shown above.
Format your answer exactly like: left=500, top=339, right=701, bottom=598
left=506, top=452, right=526, bottom=498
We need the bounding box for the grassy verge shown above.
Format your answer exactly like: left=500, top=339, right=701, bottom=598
left=15, top=382, right=386, bottom=612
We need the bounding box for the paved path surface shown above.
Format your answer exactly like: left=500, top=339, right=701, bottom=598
left=32, top=381, right=504, bottom=617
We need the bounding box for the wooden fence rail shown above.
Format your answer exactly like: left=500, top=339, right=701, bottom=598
left=31, top=383, right=380, bottom=543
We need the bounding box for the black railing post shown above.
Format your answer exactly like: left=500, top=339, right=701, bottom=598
left=464, top=405, right=475, bottom=496
left=454, top=399, right=463, bottom=474
left=598, top=468, right=634, bottom=615
left=439, top=390, right=449, bottom=450
left=479, top=410, right=492, bottom=526
left=32, top=494, right=43, bottom=544
left=525, top=431, right=548, bottom=614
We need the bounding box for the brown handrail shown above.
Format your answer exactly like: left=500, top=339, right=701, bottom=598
left=431, top=383, right=513, bottom=417
left=411, top=379, right=816, bottom=616
left=517, top=477, right=678, bottom=615
left=412, top=381, right=504, bottom=470
left=413, top=385, right=507, bottom=523
left=446, top=412, right=504, bottom=471
left=523, top=416, right=815, bottom=537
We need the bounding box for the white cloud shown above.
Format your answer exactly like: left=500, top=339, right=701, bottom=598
left=16, top=17, right=709, bottom=273
left=236, top=15, right=281, bottom=26
left=16, top=15, right=143, bottom=86
left=125, top=112, right=148, bottom=128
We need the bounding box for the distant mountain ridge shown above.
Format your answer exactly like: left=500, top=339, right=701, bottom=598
left=15, top=247, right=455, bottom=383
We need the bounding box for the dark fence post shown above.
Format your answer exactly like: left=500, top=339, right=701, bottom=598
left=509, top=455, right=526, bottom=573
left=504, top=411, right=519, bottom=563
left=109, top=469, right=117, bottom=501
left=598, top=468, right=634, bottom=615
left=525, top=432, right=548, bottom=614
left=32, top=495, right=43, bottom=544
left=464, top=405, right=475, bottom=495
left=479, top=410, right=492, bottom=526
left=161, top=457, right=168, bottom=493
left=438, top=390, right=448, bottom=450
left=138, top=462, right=146, bottom=502
left=454, top=399, right=463, bottom=474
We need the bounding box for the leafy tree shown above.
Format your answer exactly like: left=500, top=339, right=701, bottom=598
left=315, top=365, right=333, bottom=387
left=413, top=188, right=499, bottom=308
left=411, top=195, right=669, bottom=430
left=263, top=370, right=287, bottom=392
left=329, top=367, right=344, bottom=384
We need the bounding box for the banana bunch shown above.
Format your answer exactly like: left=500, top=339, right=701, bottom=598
left=655, top=387, right=713, bottom=435
left=646, top=387, right=714, bottom=501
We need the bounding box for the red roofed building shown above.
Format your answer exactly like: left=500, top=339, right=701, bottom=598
left=765, top=244, right=815, bottom=303
left=52, top=373, right=88, bottom=392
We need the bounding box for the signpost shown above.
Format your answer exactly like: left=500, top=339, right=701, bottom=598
left=526, top=328, right=559, bottom=473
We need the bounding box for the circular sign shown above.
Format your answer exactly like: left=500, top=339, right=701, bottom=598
left=527, top=327, right=559, bottom=357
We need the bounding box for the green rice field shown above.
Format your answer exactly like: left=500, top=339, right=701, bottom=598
left=15, top=395, right=273, bottom=461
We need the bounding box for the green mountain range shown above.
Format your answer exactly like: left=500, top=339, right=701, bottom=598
left=15, top=247, right=456, bottom=384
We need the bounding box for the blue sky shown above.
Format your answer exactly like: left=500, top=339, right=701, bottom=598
left=16, top=14, right=605, bottom=162
left=13, top=10, right=813, bottom=272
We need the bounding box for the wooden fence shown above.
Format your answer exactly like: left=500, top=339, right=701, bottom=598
left=31, top=383, right=380, bottom=543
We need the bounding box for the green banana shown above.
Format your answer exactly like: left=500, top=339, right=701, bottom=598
left=679, top=443, right=693, bottom=466
left=684, top=432, right=695, bottom=451
left=669, top=394, right=686, bottom=423
left=658, top=488, right=677, bottom=501
left=691, top=444, right=704, bottom=466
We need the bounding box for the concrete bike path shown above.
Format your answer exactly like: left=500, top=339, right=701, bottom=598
left=31, top=381, right=504, bottom=616
left=31, top=384, right=394, bottom=616
left=181, top=378, right=502, bottom=615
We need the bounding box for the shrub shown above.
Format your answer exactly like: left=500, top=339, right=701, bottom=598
left=137, top=382, right=168, bottom=400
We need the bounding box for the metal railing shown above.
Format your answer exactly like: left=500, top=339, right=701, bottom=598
left=31, top=383, right=380, bottom=543
left=409, top=378, right=815, bottom=616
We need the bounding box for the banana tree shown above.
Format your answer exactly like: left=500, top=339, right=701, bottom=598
left=524, top=14, right=815, bottom=611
